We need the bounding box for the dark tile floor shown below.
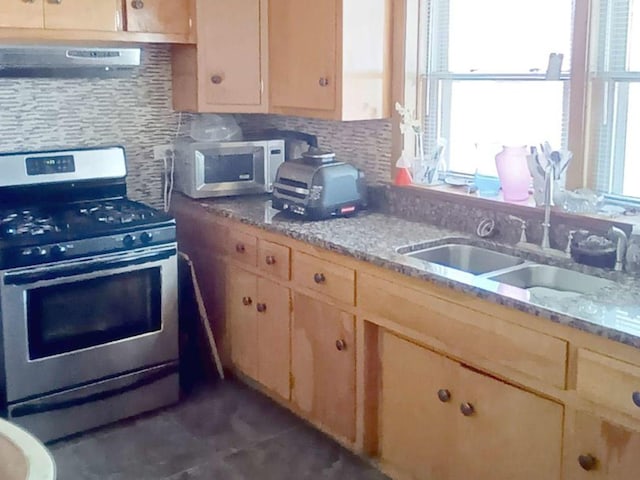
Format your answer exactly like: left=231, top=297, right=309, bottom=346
left=50, top=380, right=389, bottom=480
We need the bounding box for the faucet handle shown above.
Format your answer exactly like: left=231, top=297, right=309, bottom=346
left=508, top=215, right=528, bottom=243
left=565, top=230, right=577, bottom=256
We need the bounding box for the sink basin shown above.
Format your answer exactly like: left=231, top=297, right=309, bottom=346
left=0, top=419, right=56, bottom=480
left=406, top=244, right=525, bottom=275
left=486, top=265, right=615, bottom=295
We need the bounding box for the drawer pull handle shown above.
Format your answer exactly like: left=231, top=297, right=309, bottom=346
left=578, top=454, right=597, bottom=471
left=335, top=339, right=347, bottom=351
left=632, top=391, right=640, bottom=408
left=319, top=77, right=330, bottom=87
left=242, top=296, right=252, bottom=306
left=460, top=402, right=475, bottom=417
left=235, top=243, right=245, bottom=253
left=211, top=75, right=223, bottom=85
left=437, top=389, right=451, bottom=403
left=131, top=0, right=144, bottom=8
left=314, top=272, right=326, bottom=284
left=256, top=303, right=267, bottom=313
left=265, top=255, right=276, bottom=265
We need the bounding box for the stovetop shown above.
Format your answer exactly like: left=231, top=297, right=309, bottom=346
left=0, top=199, right=173, bottom=244
left=0, top=198, right=176, bottom=270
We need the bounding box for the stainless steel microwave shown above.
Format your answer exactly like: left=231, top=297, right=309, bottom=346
left=174, top=139, right=285, bottom=199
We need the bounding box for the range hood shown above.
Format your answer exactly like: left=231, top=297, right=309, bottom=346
left=0, top=45, right=141, bottom=78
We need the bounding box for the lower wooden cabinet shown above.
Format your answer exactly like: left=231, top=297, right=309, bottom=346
left=227, top=266, right=290, bottom=400
left=380, top=332, right=563, bottom=480
left=291, top=293, right=356, bottom=443
left=563, top=410, right=640, bottom=479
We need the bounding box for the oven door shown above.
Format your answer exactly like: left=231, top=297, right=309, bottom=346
left=1, top=244, right=178, bottom=403
left=195, top=144, right=267, bottom=195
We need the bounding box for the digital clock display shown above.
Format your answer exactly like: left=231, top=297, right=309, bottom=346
left=26, top=155, right=76, bottom=176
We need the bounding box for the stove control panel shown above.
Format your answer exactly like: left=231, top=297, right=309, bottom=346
left=7, top=224, right=176, bottom=270
left=26, top=155, right=76, bottom=176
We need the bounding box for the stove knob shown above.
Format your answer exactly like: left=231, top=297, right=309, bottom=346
left=140, top=232, right=153, bottom=244
left=31, top=247, right=46, bottom=257
left=51, top=245, right=67, bottom=258
left=123, top=234, right=136, bottom=248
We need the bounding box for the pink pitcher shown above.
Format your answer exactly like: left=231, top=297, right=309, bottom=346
left=495, top=146, right=530, bottom=201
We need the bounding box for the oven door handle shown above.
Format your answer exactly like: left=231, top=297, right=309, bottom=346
left=10, top=363, right=178, bottom=418
left=4, top=248, right=176, bottom=286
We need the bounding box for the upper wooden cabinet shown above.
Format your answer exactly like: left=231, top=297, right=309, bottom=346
left=0, top=1, right=44, bottom=29
left=43, top=0, right=122, bottom=32
left=125, top=0, right=192, bottom=35
left=269, top=0, right=392, bottom=120
left=0, top=0, right=194, bottom=43
left=172, top=0, right=268, bottom=113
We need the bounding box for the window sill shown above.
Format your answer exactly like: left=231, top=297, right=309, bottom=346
left=388, top=183, right=640, bottom=230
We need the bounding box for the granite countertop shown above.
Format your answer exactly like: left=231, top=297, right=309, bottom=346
left=185, top=194, right=640, bottom=350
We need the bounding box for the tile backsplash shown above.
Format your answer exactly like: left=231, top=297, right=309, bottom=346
left=0, top=43, right=393, bottom=206
left=235, top=114, right=392, bottom=185
left=0, top=44, right=180, bottom=208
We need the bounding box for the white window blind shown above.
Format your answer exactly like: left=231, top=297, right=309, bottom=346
left=589, top=0, right=640, bottom=199
left=420, top=0, right=574, bottom=176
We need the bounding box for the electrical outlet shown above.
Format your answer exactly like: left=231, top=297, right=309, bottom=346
left=153, top=144, right=174, bottom=161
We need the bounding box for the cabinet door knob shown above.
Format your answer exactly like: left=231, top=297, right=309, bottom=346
left=265, top=255, right=276, bottom=265
left=256, top=303, right=267, bottom=313
left=235, top=243, right=245, bottom=253
left=437, top=389, right=451, bottom=403
left=313, top=272, right=326, bottom=284
left=335, top=339, right=347, bottom=351
left=632, top=391, right=640, bottom=407
left=578, top=454, right=597, bottom=471
left=460, top=402, right=475, bottom=416
left=131, top=0, right=144, bottom=8
left=242, top=296, right=252, bottom=306
left=23, top=0, right=37, bottom=3
left=319, top=77, right=329, bottom=87
left=211, top=75, right=223, bottom=85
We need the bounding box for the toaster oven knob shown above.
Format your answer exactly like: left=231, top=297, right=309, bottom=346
left=50, top=245, right=67, bottom=257
left=123, top=234, right=136, bottom=248
left=140, top=232, right=153, bottom=244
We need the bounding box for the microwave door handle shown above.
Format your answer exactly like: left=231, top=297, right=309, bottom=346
left=4, top=248, right=176, bottom=286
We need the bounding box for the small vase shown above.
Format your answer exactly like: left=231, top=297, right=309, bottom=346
left=495, top=146, right=530, bottom=201
left=394, top=167, right=413, bottom=186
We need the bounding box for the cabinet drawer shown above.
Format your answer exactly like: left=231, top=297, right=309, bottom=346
left=577, top=348, right=640, bottom=418
left=291, top=252, right=355, bottom=305
left=226, top=230, right=257, bottom=267
left=257, top=239, right=290, bottom=281
left=359, top=272, right=567, bottom=388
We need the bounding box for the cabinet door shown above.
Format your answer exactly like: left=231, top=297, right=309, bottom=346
left=44, top=0, right=121, bottom=31
left=198, top=0, right=264, bottom=107
left=0, top=1, right=44, bottom=29
left=380, top=333, right=459, bottom=480
left=256, top=277, right=290, bottom=400
left=291, top=293, right=355, bottom=442
left=125, top=0, right=191, bottom=35
left=454, top=366, right=563, bottom=480
left=269, top=0, right=337, bottom=111
left=227, top=267, right=258, bottom=380
left=563, top=410, right=640, bottom=479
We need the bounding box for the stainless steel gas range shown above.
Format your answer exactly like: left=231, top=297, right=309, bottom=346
left=0, top=146, right=179, bottom=442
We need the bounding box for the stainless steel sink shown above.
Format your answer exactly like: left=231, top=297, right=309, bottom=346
left=486, top=264, right=615, bottom=295
left=406, top=244, right=525, bottom=275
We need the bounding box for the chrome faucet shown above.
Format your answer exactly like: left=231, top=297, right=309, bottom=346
left=541, top=162, right=554, bottom=250
left=608, top=226, right=628, bottom=271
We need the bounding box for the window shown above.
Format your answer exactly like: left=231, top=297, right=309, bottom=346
left=422, top=0, right=574, bottom=176
left=416, top=0, right=639, bottom=201
left=588, top=0, right=640, bottom=199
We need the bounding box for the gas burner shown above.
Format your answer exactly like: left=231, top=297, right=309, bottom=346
left=78, top=201, right=157, bottom=226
